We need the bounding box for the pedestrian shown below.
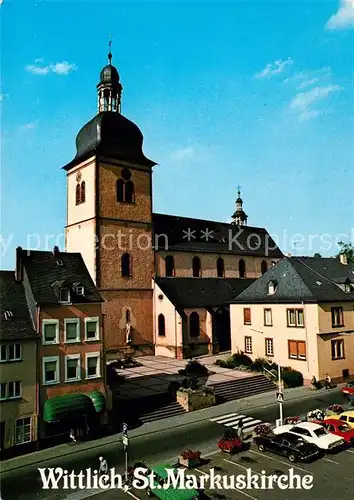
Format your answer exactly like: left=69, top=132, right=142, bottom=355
left=236, top=418, right=244, bottom=441
left=311, top=375, right=318, bottom=390
left=69, top=428, right=76, bottom=443
left=325, top=374, right=332, bottom=390
left=99, top=456, right=108, bottom=475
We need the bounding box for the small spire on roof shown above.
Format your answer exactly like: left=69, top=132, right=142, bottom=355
left=108, top=35, right=113, bottom=64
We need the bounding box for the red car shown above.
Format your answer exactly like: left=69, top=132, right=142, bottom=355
left=321, top=418, right=354, bottom=445
left=341, top=380, right=354, bottom=396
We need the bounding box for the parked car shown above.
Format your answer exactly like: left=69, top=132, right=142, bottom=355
left=254, top=432, right=321, bottom=463
left=329, top=411, right=354, bottom=428
left=320, top=418, right=354, bottom=445
left=341, top=380, right=354, bottom=397
left=273, top=421, right=345, bottom=451
left=145, top=463, right=201, bottom=500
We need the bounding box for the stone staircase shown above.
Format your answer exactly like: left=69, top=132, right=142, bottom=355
left=115, top=374, right=275, bottom=425
left=212, top=374, right=276, bottom=402
left=139, top=401, right=186, bottom=423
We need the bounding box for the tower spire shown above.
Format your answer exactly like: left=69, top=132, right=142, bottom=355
left=231, top=186, right=248, bottom=226
left=108, top=36, right=112, bottom=64
left=97, top=36, right=123, bottom=114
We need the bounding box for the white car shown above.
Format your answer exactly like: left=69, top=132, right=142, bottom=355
left=273, top=421, right=345, bottom=451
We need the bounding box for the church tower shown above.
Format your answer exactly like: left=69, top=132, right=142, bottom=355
left=63, top=49, right=156, bottom=357
left=231, top=187, right=248, bottom=226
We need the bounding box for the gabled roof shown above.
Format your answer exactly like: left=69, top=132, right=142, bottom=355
left=21, top=250, right=103, bottom=305
left=291, top=256, right=354, bottom=284
left=155, top=277, right=256, bottom=308
left=0, top=271, right=37, bottom=340
left=231, top=256, right=354, bottom=304
left=152, top=213, right=283, bottom=257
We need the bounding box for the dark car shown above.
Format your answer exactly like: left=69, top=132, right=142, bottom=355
left=253, top=432, right=321, bottom=463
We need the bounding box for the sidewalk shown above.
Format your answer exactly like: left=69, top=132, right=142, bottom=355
left=1, top=383, right=345, bottom=474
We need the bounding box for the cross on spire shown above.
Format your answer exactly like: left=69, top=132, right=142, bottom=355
left=236, top=184, right=242, bottom=196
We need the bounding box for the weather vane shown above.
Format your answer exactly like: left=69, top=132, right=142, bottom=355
left=108, top=34, right=113, bottom=64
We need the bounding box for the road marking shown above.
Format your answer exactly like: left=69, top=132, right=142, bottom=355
left=346, top=449, right=354, bottom=454
left=323, top=458, right=339, bottom=464
left=210, top=413, right=263, bottom=433
left=194, top=467, right=209, bottom=476
left=209, top=413, right=245, bottom=422
left=219, top=461, right=259, bottom=500
left=126, top=490, right=141, bottom=500
left=248, top=449, right=314, bottom=475
left=223, top=458, right=262, bottom=477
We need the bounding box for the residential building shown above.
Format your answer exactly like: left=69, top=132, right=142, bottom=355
left=16, top=247, right=106, bottom=438
left=230, top=255, right=354, bottom=383
left=62, top=52, right=283, bottom=360
left=0, top=271, right=39, bottom=458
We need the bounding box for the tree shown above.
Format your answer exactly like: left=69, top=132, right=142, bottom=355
left=336, top=241, right=354, bottom=264
left=313, top=252, right=322, bottom=258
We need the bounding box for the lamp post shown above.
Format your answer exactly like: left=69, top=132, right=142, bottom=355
left=122, top=423, right=128, bottom=483
left=277, top=364, right=283, bottom=425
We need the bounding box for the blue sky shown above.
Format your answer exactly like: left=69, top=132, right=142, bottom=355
left=1, top=0, right=354, bottom=269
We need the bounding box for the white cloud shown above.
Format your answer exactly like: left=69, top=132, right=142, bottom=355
left=284, top=67, right=331, bottom=88
left=169, top=146, right=195, bottom=162
left=19, top=121, right=38, bottom=131
left=25, top=60, right=77, bottom=76
left=254, top=58, right=293, bottom=79
left=326, top=0, right=354, bottom=30
left=0, top=94, right=6, bottom=101
left=290, top=85, right=342, bottom=121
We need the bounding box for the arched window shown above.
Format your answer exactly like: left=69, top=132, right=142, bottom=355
left=125, top=181, right=135, bottom=203
left=165, top=255, right=175, bottom=277
left=75, top=184, right=81, bottom=205
left=239, top=259, right=246, bottom=278
left=189, top=312, right=200, bottom=337
left=125, top=309, right=131, bottom=322
left=217, top=257, right=225, bottom=278
left=261, top=260, right=268, bottom=275
left=80, top=181, right=86, bottom=203
left=158, top=314, right=166, bottom=336
left=117, top=179, right=124, bottom=202
left=121, top=253, right=131, bottom=277
left=192, top=256, right=201, bottom=277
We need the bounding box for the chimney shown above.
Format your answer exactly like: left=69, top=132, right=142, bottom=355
left=15, top=246, right=23, bottom=282
left=340, top=253, right=348, bottom=265
left=52, top=246, right=60, bottom=258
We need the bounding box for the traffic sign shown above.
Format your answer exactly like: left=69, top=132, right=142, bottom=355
left=122, top=435, right=128, bottom=446
left=276, top=392, right=284, bottom=403
left=122, top=422, right=128, bottom=433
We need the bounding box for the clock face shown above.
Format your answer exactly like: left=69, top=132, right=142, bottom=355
left=76, top=170, right=82, bottom=182
left=121, top=168, right=131, bottom=180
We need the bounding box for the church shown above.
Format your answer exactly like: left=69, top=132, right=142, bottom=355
left=63, top=51, right=283, bottom=360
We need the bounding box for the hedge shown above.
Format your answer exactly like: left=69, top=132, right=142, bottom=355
left=282, top=369, right=303, bottom=388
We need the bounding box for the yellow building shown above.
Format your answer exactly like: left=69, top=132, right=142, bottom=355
left=0, top=271, right=39, bottom=458
left=230, top=255, right=354, bottom=383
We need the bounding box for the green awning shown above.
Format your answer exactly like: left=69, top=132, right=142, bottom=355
left=88, top=390, right=105, bottom=413
left=43, top=393, right=95, bottom=423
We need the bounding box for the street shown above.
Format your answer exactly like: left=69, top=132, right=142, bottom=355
left=0, top=390, right=350, bottom=500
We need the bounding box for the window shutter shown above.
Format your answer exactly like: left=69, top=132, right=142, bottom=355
left=244, top=308, right=251, bottom=324
left=297, top=341, right=306, bottom=358
left=288, top=340, right=297, bottom=357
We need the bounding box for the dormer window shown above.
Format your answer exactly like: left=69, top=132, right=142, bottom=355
left=59, top=288, right=70, bottom=303
left=74, top=283, right=85, bottom=296
left=344, top=280, right=352, bottom=293
left=267, top=280, right=277, bottom=295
